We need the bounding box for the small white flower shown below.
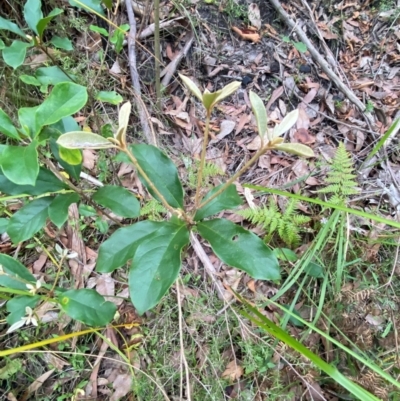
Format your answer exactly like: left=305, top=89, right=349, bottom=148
left=6, top=306, right=38, bottom=334
left=26, top=280, right=41, bottom=295
left=320, top=217, right=328, bottom=225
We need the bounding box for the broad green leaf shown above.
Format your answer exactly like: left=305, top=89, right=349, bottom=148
left=0, top=167, right=67, bottom=196
left=130, top=144, right=184, bottom=209
left=97, top=221, right=164, bottom=273
left=18, top=106, right=40, bottom=138
left=129, top=221, right=189, bottom=314
left=2, top=40, right=31, bottom=69
left=90, top=24, right=109, bottom=36
left=274, top=143, right=314, bottom=158
left=7, top=196, right=52, bottom=243
left=48, top=193, right=80, bottom=228
left=95, top=216, right=108, bottom=234
left=51, top=115, right=80, bottom=133
left=293, top=42, right=307, bottom=53
left=23, top=0, right=43, bottom=35
left=50, top=140, right=81, bottom=181
left=272, top=109, right=299, bottom=138
left=115, top=101, right=131, bottom=145
left=102, top=0, right=112, bottom=10
left=0, top=359, right=23, bottom=380
left=249, top=91, right=267, bottom=139
left=57, top=131, right=115, bottom=149
left=1, top=144, right=39, bottom=186
left=96, top=91, right=123, bottom=105
left=179, top=74, right=202, bottom=101
left=0, top=109, right=20, bottom=139
left=93, top=185, right=140, bottom=218
left=36, top=82, right=88, bottom=127
left=59, top=146, right=82, bottom=165
left=35, top=66, right=74, bottom=85
left=50, top=36, right=73, bottom=51
left=194, top=184, right=243, bottom=221
left=110, top=24, right=129, bottom=53
left=0, top=218, right=9, bottom=234
left=0, top=16, right=25, bottom=37
left=69, top=0, right=106, bottom=16
left=197, top=218, right=280, bottom=280
left=305, top=261, right=324, bottom=278
left=36, top=8, right=63, bottom=38
left=20, top=74, right=41, bottom=86
left=0, top=254, right=36, bottom=290
left=79, top=204, right=97, bottom=217
left=59, top=289, right=116, bottom=326
left=6, top=296, right=40, bottom=325
left=273, top=248, right=298, bottom=262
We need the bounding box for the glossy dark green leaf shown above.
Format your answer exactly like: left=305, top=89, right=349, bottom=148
left=0, top=109, right=20, bottom=139
left=6, top=295, right=40, bottom=325
left=35, top=66, right=74, bottom=85
left=7, top=197, right=52, bottom=243
left=48, top=193, right=80, bottom=228
left=23, top=0, right=43, bottom=34
left=50, top=36, right=73, bottom=50
left=97, top=221, right=164, bottom=273
left=0, top=254, right=36, bottom=290
left=197, top=218, right=280, bottom=280
left=130, top=144, right=184, bottom=209
left=0, top=16, right=25, bottom=37
left=59, top=289, right=116, bottom=326
left=129, top=220, right=189, bottom=314
left=69, top=0, right=105, bottom=15
left=36, top=82, right=88, bottom=127
left=93, top=185, right=140, bottom=218
left=36, top=8, right=63, bottom=38
left=18, top=106, right=40, bottom=138
left=1, top=144, right=39, bottom=186
left=0, top=167, right=67, bottom=196
left=194, top=184, right=242, bottom=221
left=2, top=40, right=31, bottom=69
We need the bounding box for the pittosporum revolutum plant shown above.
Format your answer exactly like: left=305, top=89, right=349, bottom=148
left=0, top=73, right=313, bottom=331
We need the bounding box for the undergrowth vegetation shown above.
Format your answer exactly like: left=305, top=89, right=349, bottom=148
left=0, top=0, right=400, bottom=400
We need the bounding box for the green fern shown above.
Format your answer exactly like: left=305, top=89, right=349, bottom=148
left=317, top=142, right=359, bottom=204
left=237, top=198, right=311, bottom=247
left=140, top=199, right=166, bottom=221
left=183, top=157, right=224, bottom=189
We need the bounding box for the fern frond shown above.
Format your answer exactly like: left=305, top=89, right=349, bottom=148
left=317, top=142, right=359, bottom=204
left=140, top=199, right=166, bottom=221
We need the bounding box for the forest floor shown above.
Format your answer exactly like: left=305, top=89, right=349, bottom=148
left=1, top=0, right=400, bottom=400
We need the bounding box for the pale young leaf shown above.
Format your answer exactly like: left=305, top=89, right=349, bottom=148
left=57, top=131, right=116, bottom=149
left=273, top=109, right=299, bottom=138
left=212, top=81, right=241, bottom=107
left=274, top=143, right=315, bottom=158
left=249, top=91, right=267, bottom=139
left=179, top=74, right=203, bottom=101
left=116, top=101, right=131, bottom=146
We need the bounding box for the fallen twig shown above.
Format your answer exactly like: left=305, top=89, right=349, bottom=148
left=161, top=30, right=194, bottom=87
left=268, top=0, right=366, bottom=113
left=126, top=0, right=155, bottom=145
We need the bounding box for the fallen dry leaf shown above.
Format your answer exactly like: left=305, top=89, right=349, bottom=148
left=248, top=3, right=261, bottom=30
left=222, top=360, right=244, bottom=382
left=232, top=26, right=260, bottom=43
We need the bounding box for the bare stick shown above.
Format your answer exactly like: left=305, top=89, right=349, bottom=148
left=268, top=0, right=366, bottom=113
left=126, top=0, right=154, bottom=145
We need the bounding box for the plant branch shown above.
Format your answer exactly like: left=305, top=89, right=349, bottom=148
left=154, top=0, right=161, bottom=111
left=194, top=110, right=211, bottom=208
left=197, top=146, right=267, bottom=210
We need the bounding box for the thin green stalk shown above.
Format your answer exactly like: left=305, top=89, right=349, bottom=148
left=195, top=110, right=211, bottom=208
left=196, top=147, right=266, bottom=211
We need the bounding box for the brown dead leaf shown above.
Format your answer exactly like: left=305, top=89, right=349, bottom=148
left=222, top=360, right=244, bottom=382
left=232, top=26, right=260, bottom=43
left=110, top=372, right=132, bottom=401
left=293, top=128, right=315, bottom=144
left=20, top=369, right=55, bottom=401
left=33, top=253, right=48, bottom=273
left=82, top=149, right=97, bottom=170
